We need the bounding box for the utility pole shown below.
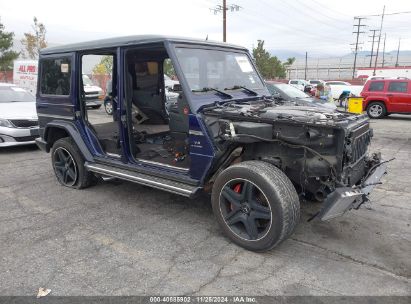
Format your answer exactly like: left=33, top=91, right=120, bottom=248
left=210, top=1, right=241, bottom=42
left=304, top=52, right=308, bottom=80
left=367, top=29, right=379, bottom=67
left=395, top=38, right=401, bottom=67
left=382, top=33, right=386, bottom=67
left=373, top=6, right=385, bottom=75
left=351, top=17, right=366, bottom=79
left=223, top=0, right=227, bottom=42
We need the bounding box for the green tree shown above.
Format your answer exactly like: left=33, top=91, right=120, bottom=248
left=93, top=55, right=113, bottom=75
left=252, top=40, right=271, bottom=78
left=163, top=58, right=175, bottom=77
left=0, top=18, right=19, bottom=81
left=252, top=40, right=295, bottom=79
left=21, top=17, right=47, bottom=59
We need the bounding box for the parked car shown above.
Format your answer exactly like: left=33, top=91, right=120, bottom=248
left=325, top=81, right=363, bottom=101
left=288, top=79, right=309, bottom=91
left=265, top=81, right=336, bottom=110
left=0, top=83, right=39, bottom=147
left=361, top=78, right=411, bottom=118
left=35, top=35, right=386, bottom=252
left=82, top=74, right=104, bottom=109
left=164, top=74, right=179, bottom=91
left=308, top=79, right=325, bottom=88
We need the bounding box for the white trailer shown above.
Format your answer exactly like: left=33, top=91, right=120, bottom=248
left=13, top=60, right=38, bottom=94
left=356, top=66, right=411, bottom=79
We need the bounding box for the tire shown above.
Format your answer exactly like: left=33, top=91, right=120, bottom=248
left=211, top=161, right=300, bottom=252
left=51, top=137, right=96, bottom=189
left=104, top=100, right=113, bottom=115
left=367, top=102, right=386, bottom=119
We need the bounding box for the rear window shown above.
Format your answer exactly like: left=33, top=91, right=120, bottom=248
left=388, top=82, right=408, bottom=93
left=40, top=57, right=71, bottom=95
left=368, top=81, right=385, bottom=92
left=290, top=81, right=298, bottom=84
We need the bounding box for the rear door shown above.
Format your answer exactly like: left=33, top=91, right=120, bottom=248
left=387, top=81, right=410, bottom=113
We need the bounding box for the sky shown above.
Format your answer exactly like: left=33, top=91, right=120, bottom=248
left=1, top=0, right=411, bottom=57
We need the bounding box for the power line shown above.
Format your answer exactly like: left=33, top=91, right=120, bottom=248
left=357, top=10, right=411, bottom=18
left=352, top=17, right=367, bottom=79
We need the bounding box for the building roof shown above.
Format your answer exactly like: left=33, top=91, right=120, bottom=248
left=40, top=35, right=247, bottom=55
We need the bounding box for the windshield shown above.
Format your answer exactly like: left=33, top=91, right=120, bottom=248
left=0, top=86, right=35, bottom=103
left=275, top=83, right=310, bottom=98
left=174, top=48, right=265, bottom=93
left=82, top=74, right=94, bottom=86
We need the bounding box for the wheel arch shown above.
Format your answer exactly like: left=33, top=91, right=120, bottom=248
left=365, top=99, right=388, bottom=111
left=43, top=121, right=94, bottom=162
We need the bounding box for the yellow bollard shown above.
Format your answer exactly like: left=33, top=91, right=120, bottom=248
left=348, top=97, right=364, bottom=114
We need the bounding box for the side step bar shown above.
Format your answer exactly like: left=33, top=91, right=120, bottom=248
left=85, top=162, right=201, bottom=198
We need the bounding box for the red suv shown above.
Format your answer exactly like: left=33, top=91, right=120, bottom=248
left=361, top=79, right=411, bottom=118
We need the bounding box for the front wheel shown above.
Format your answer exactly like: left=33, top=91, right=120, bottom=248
left=211, top=161, right=300, bottom=252
left=51, top=137, right=96, bottom=189
left=367, top=102, right=386, bottom=118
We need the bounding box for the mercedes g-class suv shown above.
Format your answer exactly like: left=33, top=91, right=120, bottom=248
left=35, top=36, right=387, bottom=251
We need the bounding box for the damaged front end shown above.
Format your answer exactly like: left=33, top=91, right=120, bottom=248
left=202, top=103, right=389, bottom=221
left=317, top=153, right=389, bottom=221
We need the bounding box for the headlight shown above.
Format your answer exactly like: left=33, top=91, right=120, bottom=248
left=0, top=118, right=14, bottom=128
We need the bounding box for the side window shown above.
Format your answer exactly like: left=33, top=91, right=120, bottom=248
left=388, top=82, right=408, bottom=93
left=368, top=81, right=384, bottom=92
left=40, top=57, right=71, bottom=95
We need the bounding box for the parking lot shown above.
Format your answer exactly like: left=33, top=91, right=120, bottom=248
left=0, top=114, right=410, bottom=296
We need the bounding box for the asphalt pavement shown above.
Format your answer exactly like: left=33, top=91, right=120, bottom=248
left=0, top=114, right=410, bottom=296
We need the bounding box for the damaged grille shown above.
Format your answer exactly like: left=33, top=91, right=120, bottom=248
left=345, top=124, right=371, bottom=164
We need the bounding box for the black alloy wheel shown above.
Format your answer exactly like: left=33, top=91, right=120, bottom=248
left=219, top=179, right=272, bottom=241
left=53, top=147, right=78, bottom=187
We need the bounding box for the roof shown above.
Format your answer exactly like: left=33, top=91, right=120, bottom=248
left=357, top=66, right=411, bottom=70
left=40, top=35, right=247, bottom=55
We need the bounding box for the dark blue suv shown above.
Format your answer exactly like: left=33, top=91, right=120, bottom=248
left=35, top=36, right=387, bottom=251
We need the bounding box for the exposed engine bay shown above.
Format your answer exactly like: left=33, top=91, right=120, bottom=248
left=202, top=99, right=385, bottom=219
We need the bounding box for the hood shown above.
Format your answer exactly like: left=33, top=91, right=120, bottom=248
left=0, top=102, right=38, bottom=120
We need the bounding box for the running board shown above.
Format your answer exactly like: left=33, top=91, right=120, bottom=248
left=85, top=162, right=201, bottom=198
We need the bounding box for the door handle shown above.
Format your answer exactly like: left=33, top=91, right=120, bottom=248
left=387, top=94, right=393, bottom=97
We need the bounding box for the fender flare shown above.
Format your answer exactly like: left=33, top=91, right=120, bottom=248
left=44, top=120, right=94, bottom=162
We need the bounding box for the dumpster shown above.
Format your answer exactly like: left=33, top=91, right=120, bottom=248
left=348, top=97, right=364, bottom=114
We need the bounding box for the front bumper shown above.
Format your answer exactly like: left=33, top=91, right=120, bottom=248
left=317, top=161, right=388, bottom=221
left=0, top=126, right=39, bottom=147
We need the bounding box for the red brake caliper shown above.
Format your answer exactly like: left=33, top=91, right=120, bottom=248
left=231, top=183, right=242, bottom=210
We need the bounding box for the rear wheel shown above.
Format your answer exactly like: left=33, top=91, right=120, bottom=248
left=51, top=137, right=96, bottom=189
left=211, top=161, right=300, bottom=252
left=367, top=102, right=386, bottom=118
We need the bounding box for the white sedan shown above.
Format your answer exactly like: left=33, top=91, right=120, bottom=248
left=325, top=81, right=364, bottom=100
left=0, top=83, right=39, bottom=147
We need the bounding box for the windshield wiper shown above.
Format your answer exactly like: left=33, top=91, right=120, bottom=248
left=192, top=87, right=233, bottom=99
left=225, top=85, right=258, bottom=96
